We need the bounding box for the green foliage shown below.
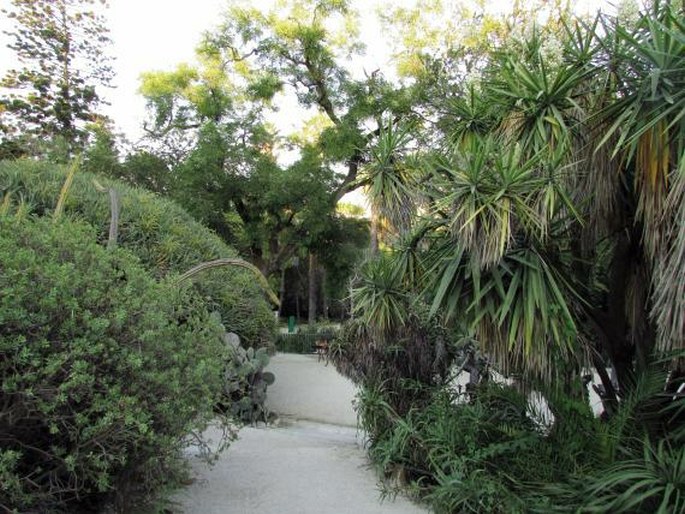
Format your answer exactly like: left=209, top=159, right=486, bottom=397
left=582, top=439, right=685, bottom=514
left=358, top=0, right=685, bottom=399
left=0, top=160, right=276, bottom=348
left=316, top=213, right=369, bottom=305
left=361, top=122, right=418, bottom=234
left=0, top=215, right=230, bottom=512
left=355, top=383, right=548, bottom=514
left=275, top=324, right=338, bottom=354
left=119, top=150, right=172, bottom=194
left=350, top=255, right=409, bottom=338
left=81, top=122, right=124, bottom=180
left=356, top=374, right=681, bottom=513
left=0, top=138, right=29, bottom=160
left=351, top=349, right=685, bottom=514
left=333, top=298, right=456, bottom=418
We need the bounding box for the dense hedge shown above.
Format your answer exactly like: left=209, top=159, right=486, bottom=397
left=0, top=160, right=276, bottom=348
left=0, top=216, right=229, bottom=512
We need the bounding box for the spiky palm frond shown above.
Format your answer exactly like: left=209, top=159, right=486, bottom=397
left=350, top=255, right=409, bottom=338
left=582, top=439, right=685, bottom=514
left=588, top=3, right=685, bottom=355
left=489, top=51, right=590, bottom=157
left=362, top=122, right=417, bottom=235
left=472, top=247, right=585, bottom=384
left=387, top=220, right=434, bottom=291
left=596, top=3, right=685, bottom=261
left=441, top=83, right=501, bottom=149
left=429, top=136, right=579, bottom=269
left=432, top=137, right=533, bottom=267
left=422, top=234, right=468, bottom=321
left=422, top=232, right=586, bottom=384
left=597, top=5, right=685, bottom=161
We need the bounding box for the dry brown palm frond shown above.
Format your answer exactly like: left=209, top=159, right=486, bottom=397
left=635, top=122, right=672, bottom=264
left=498, top=110, right=526, bottom=146
left=652, top=161, right=685, bottom=352
left=579, top=124, right=623, bottom=249
left=446, top=195, right=514, bottom=269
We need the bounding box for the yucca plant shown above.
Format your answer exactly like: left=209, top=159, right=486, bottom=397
left=350, top=254, right=409, bottom=339
left=490, top=49, right=589, bottom=156
left=414, top=131, right=588, bottom=384
left=340, top=4, right=685, bottom=514
left=440, top=83, right=501, bottom=149
left=594, top=3, right=685, bottom=275
left=359, top=121, right=418, bottom=236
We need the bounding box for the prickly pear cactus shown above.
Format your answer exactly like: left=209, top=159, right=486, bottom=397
left=221, top=330, right=276, bottom=424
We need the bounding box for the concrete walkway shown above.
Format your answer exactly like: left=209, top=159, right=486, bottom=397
left=172, top=354, right=427, bottom=514
left=264, top=353, right=358, bottom=426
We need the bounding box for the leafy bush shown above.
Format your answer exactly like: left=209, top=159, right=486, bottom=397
left=356, top=382, right=545, bottom=513
left=0, top=159, right=276, bottom=348
left=352, top=362, right=684, bottom=513
left=0, top=216, right=231, bottom=512
left=332, top=307, right=456, bottom=417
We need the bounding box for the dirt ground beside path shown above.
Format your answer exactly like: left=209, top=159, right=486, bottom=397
left=171, top=353, right=428, bottom=513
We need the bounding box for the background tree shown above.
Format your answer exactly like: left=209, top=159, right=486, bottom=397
left=137, top=0, right=392, bottom=323
left=0, top=0, right=114, bottom=157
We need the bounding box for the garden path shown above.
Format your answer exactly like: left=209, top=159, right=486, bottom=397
left=171, top=353, right=427, bottom=514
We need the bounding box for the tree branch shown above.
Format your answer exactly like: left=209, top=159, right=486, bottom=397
left=302, top=54, right=340, bottom=125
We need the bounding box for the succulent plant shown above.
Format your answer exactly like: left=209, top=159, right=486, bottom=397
left=221, top=330, right=276, bottom=424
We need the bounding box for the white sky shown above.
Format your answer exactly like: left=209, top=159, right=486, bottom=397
left=103, top=0, right=229, bottom=141
left=0, top=0, right=605, bottom=144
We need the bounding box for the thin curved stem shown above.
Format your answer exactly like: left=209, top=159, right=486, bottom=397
left=176, top=258, right=280, bottom=307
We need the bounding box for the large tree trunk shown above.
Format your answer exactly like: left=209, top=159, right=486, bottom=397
left=603, top=232, right=636, bottom=392
left=277, top=266, right=286, bottom=318
left=322, top=267, right=329, bottom=320
left=308, top=252, right=317, bottom=325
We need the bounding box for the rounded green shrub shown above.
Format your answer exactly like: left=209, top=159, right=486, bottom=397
left=0, top=159, right=276, bottom=348
left=0, top=216, right=228, bottom=512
